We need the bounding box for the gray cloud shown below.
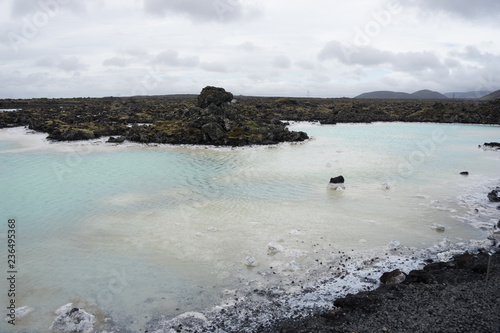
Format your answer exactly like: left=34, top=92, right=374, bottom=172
left=238, top=41, right=259, bottom=52
left=318, top=40, right=442, bottom=72
left=449, top=46, right=498, bottom=63
left=142, top=0, right=261, bottom=22
left=103, top=57, right=128, bottom=68
left=35, top=56, right=88, bottom=72
left=408, top=0, right=500, bottom=21
left=296, top=60, right=315, bottom=70
left=10, top=0, right=86, bottom=18
left=153, top=50, right=199, bottom=67
left=272, top=55, right=291, bottom=69
left=201, top=61, right=227, bottom=73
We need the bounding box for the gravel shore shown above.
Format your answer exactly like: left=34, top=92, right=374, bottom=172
left=268, top=250, right=500, bottom=333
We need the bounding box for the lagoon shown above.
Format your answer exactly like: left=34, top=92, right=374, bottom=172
left=0, top=122, right=499, bottom=331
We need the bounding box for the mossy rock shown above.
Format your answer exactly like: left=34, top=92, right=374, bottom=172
left=197, top=86, right=233, bottom=108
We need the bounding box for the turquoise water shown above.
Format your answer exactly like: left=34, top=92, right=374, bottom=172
left=0, top=123, right=499, bottom=331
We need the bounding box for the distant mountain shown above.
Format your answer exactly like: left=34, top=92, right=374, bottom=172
left=355, top=91, right=412, bottom=99
left=444, top=91, right=491, bottom=99
left=479, top=89, right=500, bottom=101
left=410, top=89, right=448, bottom=99
left=355, top=89, right=448, bottom=99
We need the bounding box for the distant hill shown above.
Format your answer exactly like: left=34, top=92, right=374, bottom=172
left=355, top=91, right=412, bottom=99
left=479, top=89, right=500, bottom=101
left=410, top=89, right=448, bottom=99
left=355, top=89, right=448, bottom=100
left=444, top=91, right=491, bottom=99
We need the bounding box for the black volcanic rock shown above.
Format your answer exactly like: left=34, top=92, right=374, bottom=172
left=488, top=188, right=500, bottom=202
left=329, top=176, right=345, bottom=184
left=197, top=86, right=233, bottom=108
left=484, top=142, right=500, bottom=148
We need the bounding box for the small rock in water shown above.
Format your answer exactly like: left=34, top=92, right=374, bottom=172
left=460, top=171, right=469, bottom=176
left=244, top=256, right=258, bottom=267
left=328, top=175, right=346, bottom=190
left=267, top=242, right=284, bottom=254
left=430, top=223, right=446, bottom=232
left=388, top=240, right=402, bottom=250
left=487, top=188, right=500, bottom=202
left=49, top=307, right=96, bottom=333
left=5, top=306, right=34, bottom=321
left=329, top=175, right=345, bottom=184
left=381, top=182, right=392, bottom=189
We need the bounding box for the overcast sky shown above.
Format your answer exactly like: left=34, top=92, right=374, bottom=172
left=1, top=0, right=499, bottom=98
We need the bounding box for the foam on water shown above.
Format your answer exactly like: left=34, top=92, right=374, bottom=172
left=0, top=123, right=499, bottom=332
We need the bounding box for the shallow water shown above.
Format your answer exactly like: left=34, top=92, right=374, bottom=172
left=0, top=122, right=499, bottom=331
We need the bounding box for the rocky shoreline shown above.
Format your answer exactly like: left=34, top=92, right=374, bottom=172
left=269, top=250, right=500, bottom=333
left=1, top=87, right=500, bottom=147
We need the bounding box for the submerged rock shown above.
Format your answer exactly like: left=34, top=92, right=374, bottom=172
left=49, top=307, right=96, bottom=333
left=267, top=242, right=284, bottom=254
left=5, top=306, right=34, bottom=322
left=244, top=256, right=258, bottom=267
left=430, top=223, right=446, bottom=232
left=156, top=311, right=209, bottom=332
left=388, top=240, right=402, bottom=250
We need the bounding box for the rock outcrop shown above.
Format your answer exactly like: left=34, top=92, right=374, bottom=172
left=197, top=86, right=234, bottom=108
left=49, top=306, right=96, bottom=333
left=121, top=87, right=309, bottom=146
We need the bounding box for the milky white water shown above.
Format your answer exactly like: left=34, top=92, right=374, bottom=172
left=0, top=122, right=499, bottom=332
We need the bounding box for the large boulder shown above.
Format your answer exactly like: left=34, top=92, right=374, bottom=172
left=197, top=86, right=233, bottom=108
left=201, top=122, right=226, bottom=141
